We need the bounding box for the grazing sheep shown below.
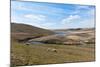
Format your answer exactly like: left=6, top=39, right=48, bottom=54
left=25, top=43, right=30, bottom=45
left=47, top=48, right=57, bottom=53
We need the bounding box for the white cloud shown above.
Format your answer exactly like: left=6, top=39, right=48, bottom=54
left=77, top=5, right=90, bottom=9
left=87, top=9, right=95, bottom=16
left=24, top=14, right=46, bottom=21
left=79, top=18, right=95, bottom=28
left=62, top=15, right=80, bottom=24
left=16, top=5, right=27, bottom=10
left=11, top=1, right=27, bottom=10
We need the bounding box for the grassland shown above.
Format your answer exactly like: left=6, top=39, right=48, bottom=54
left=11, top=23, right=55, bottom=41
left=11, top=23, right=95, bottom=66
left=11, top=40, right=95, bottom=66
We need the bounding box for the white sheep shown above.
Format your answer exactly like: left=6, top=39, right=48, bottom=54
left=25, top=43, right=30, bottom=45
left=47, top=48, right=57, bottom=53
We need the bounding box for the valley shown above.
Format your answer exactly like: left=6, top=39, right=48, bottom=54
left=11, top=23, right=95, bottom=66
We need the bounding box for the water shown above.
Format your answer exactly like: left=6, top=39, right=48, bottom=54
left=55, top=31, right=72, bottom=36
left=27, top=31, right=72, bottom=45
left=27, top=41, right=44, bottom=45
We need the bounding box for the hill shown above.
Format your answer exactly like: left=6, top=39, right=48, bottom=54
left=11, top=23, right=55, bottom=41
left=11, top=26, right=95, bottom=66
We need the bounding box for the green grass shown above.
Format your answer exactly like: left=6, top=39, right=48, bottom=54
left=11, top=41, right=95, bottom=66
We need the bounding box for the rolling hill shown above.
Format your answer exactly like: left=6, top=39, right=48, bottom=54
left=11, top=23, right=55, bottom=41
left=11, top=23, right=95, bottom=66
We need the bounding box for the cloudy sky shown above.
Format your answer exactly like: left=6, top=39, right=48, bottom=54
left=11, top=1, right=95, bottom=29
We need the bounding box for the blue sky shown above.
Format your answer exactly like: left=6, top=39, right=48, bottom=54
left=11, top=1, right=95, bottom=29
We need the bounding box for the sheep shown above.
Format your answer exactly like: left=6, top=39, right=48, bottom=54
left=47, top=48, right=57, bottom=53
left=25, top=43, right=30, bottom=45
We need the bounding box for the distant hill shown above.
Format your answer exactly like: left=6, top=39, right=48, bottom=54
left=11, top=23, right=54, bottom=41
left=54, top=28, right=95, bottom=32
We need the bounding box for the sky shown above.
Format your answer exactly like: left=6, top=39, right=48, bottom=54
left=11, top=1, right=95, bottom=29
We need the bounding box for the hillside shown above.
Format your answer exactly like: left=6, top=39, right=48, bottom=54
left=29, top=28, right=95, bottom=46
left=11, top=23, right=54, bottom=41
left=11, top=27, right=95, bottom=66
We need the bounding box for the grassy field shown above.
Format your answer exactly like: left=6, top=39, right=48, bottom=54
left=11, top=24, right=95, bottom=66
left=11, top=41, right=95, bottom=66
